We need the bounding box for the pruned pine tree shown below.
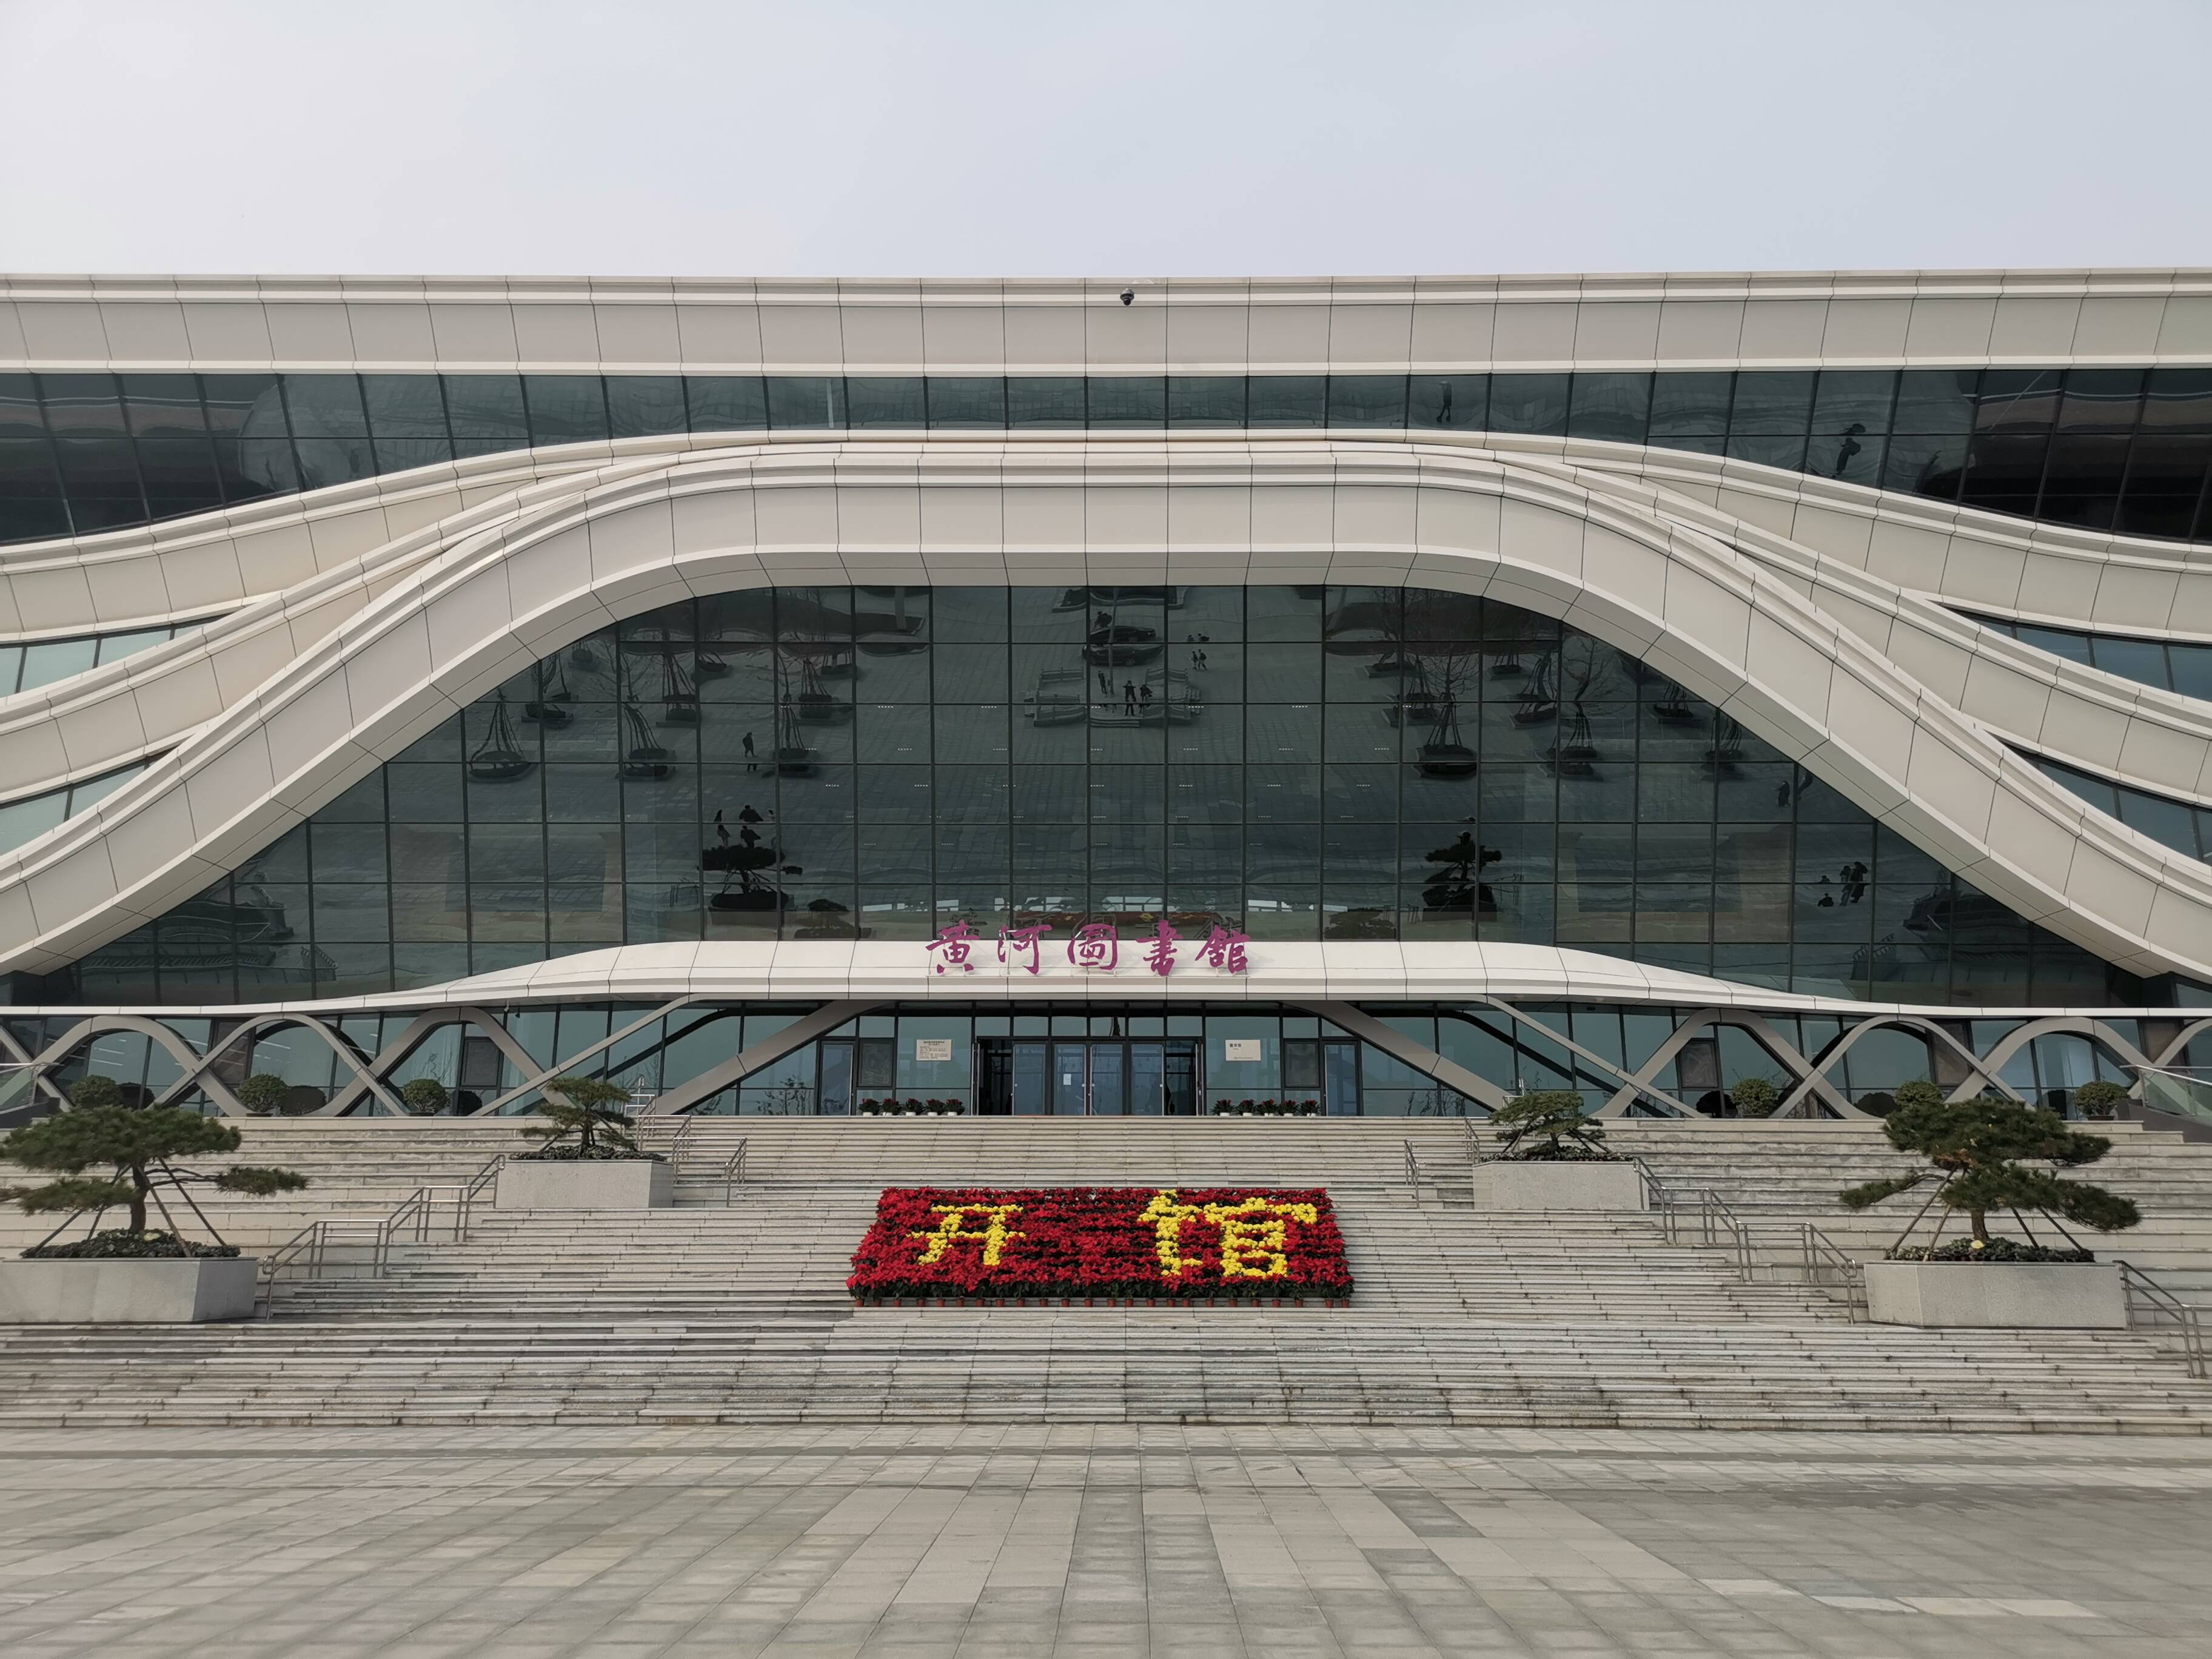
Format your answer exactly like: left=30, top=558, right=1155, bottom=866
left=523, top=1076, right=645, bottom=1159
left=1488, top=1091, right=1610, bottom=1161
left=1840, top=1090, right=2140, bottom=1258
left=0, top=1076, right=308, bottom=1256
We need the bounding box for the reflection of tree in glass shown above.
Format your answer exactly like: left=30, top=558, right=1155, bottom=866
left=1400, top=591, right=1482, bottom=778
left=1421, top=830, right=1500, bottom=917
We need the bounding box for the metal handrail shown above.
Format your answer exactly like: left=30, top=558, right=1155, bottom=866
left=723, top=1138, right=748, bottom=1205
left=1403, top=1138, right=1420, bottom=1200
left=2116, top=1258, right=2209, bottom=1378
left=456, top=1154, right=506, bottom=1240
left=1797, top=1223, right=1868, bottom=1319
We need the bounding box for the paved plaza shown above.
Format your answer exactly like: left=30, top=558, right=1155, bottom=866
left=0, top=1427, right=2209, bottom=1657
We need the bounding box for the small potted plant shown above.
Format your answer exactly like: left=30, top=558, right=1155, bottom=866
left=1845, top=1084, right=2139, bottom=1328
left=0, top=1076, right=309, bottom=1322
left=1470, top=1091, right=1645, bottom=1211
left=495, top=1076, right=671, bottom=1211
left=2071, top=1079, right=2128, bottom=1123
left=400, top=1078, right=450, bottom=1117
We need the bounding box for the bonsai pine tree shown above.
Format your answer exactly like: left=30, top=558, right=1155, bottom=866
left=1, top=1076, right=309, bottom=1257
left=1728, top=1077, right=1781, bottom=1119
left=235, top=1073, right=290, bottom=1116
left=1839, top=1090, right=2140, bottom=1260
left=523, top=1076, right=645, bottom=1160
left=400, top=1078, right=451, bottom=1116
left=2071, top=1079, right=2130, bottom=1122
left=1488, top=1090, right=1610, bottom=1161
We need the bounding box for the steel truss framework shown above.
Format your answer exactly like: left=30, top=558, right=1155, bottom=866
left=4, top=996, right=2204, bottom=1124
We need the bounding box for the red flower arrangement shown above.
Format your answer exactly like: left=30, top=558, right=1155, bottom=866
left=847, top=1185, right=1353, bottom=1302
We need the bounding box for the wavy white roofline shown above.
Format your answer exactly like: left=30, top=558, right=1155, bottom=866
left=0, top=443, right=2208, bottom=987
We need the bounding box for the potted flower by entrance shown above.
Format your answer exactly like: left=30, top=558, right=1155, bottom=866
left=0, top=1076, right=309, bottom=1322
left=1470, top=1090, right=1647, bottom=1211
left=494, top=1076, right=672, bottom=1210
left=1843, top=1084, right=2140, bottom=1329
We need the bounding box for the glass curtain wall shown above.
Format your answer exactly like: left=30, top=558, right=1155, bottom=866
left=32, top=584, right=2146, bottom=1009
left=4, top=368, right=2207, bottom=545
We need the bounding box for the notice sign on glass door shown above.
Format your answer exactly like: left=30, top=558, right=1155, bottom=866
left=914, top=1038, right=953, bottom=1062
left=1222, top=1039, right=1263, bottom=1062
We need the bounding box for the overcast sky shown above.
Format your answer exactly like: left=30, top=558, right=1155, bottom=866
left=3, top=0, right=2208, bottom=279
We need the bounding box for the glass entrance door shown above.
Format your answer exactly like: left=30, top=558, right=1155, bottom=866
left=983, top=1038, right=1201, bottom=1115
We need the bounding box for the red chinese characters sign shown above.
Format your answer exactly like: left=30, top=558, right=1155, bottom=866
left=927, top=922, right=1248, bottom=977
left=848, top=1185, right=1353, bottom=1302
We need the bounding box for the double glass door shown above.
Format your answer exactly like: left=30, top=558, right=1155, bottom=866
left=984, top=1038, right=1197, bottom=1115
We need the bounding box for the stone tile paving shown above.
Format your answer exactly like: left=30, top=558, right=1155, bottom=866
left=0, top=1426, right=2208, bottom=1656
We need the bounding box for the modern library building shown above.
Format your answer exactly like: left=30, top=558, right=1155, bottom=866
left=2, top=269, right=2211, bottom=1122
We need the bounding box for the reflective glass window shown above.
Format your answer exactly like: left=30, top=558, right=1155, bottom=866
left=2057, top=367, right=2145, bottom=434
left=846, top=377, right=927, bottom=427
left=1168, top=377, right=1245, bottom=426
left=1006, top=377, right=1085, bottom=427
left=686, top=375, right=769, bottom=432
left=1327, top=376, right=1407, bottom=427
left=280, top=374, right=368, bottom=438
left=2142, top=368, right=2212, bottom=433
left=765, top=377, right=843, bottom=429
left=1810, top=370, right=1896, bottom=435
left=1565, top=373, right=1650, bottom=443
left=603, top=376, right=688, bottom=438
left=523, top=376, right=609, bottom=443
left=1486, top=375, right=1569, bottom=435
left=1247, top=376, right=1327, bottom=428
left=1728, top=371, right=1815, bottom=435
left=0, top=374, right=44, bottom=434
left=1974, top=368, right=2063, bottom=434
left=1407, top=374, right=1486, bottom=431
left=1892, top=369, right=1979, bottom=434
left=927, top=377, right=1005, bottom=429
left=443, top=376, right=530, bottom=447
left=1647, top=372, right=1733, bottom=437
left=1088, top=378, right=1167, bottom=428
left=118, top=374, right=207, bottom=437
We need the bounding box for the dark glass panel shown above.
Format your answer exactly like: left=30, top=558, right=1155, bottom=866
left=53, top=436, right=143, bottom=503
left=361, top=375, right=450, bottom=441
left=2117, top=494, right=2202, bottom=538
left=2122, top=432, right=2211, bottom=498
left=1883, top=432, right=1967, bottom=499
left=1960, top=435, right=2050, bottom=506
left=1407, top=374, right=1486, bottom=431
left=1167, top=376, right=1245, bottom=426
left=2034, top=495, right=2117, bottom=532
left=765, top=377, right=843, bottom=429
left=1804, top=430, right=1885, bottom=485
left=1891, top=369, right=1979, bottom=434
left=2088, top=635, right=2171, bottom=689
left=292, top=437, right=378, bottom=491
left=38, top=373, right=129, bottom=436
left=0, top=438, right=65, bottom=500
left=1810, top=370, right=1897, bottom=435
left=523, top=376, right=609, bottom=443
left=135, top=438, right=225, bottom=512
left=2169, top=644, right=2212, bottom=700
left=685, top=375, right=768, bottom=432
left=212, top=437, right=300, bottom=502
left=1087, top=377, right=1167, bottom=428
left=199, top=373, right=288, bottom=440
left=119, top=374, right=208, bottom=437
left=1972, top=368, right=2062, bottom=434
left=1005, top=377, right=1085, bottom=428
left=2042, top=434, right=2131, bottom=498
left=1247, top=375, right=1327, bottom=427
left=279, top=374, right=367, bottom=438
left=602, top=375, right=687, bottom=439
left=1727, top=371, right=1815, bottom=435
left=1646, top=372, right=1734, bottom=437
left=0, top=496, right=69, bottom=542
left=2142, top=368, right=2212, bottom=433
left=0, top=373, right=43, bottom=434
left=1486, top=374, right=1569, bottom=435
left=2056, top=367, right=2145, bottom=434
left=1725, top=432, right=1808, bottom=470
left=1327, top=375, right=1406, bottom=427
left=927, top=377, right=1005, bottom=429
left=846, top=377, right=927, bottom=427
left=443, top=375, right=531, bottom=443
left=1565, top=372, right=1650, bottom=443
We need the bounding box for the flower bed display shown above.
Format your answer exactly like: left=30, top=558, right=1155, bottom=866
left=848, top=1185, right=1353, bottom=1304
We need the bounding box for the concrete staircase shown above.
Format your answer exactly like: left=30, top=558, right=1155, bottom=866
left=4, top=1116, right=2212, bottom=1431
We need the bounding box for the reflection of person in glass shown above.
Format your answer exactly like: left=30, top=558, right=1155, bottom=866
left=1124, top=680, right=1138, bottom=714
left=1833, top=421, right=1865, bottom=479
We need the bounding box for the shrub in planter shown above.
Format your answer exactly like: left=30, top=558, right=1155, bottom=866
left=1488, top=1091, right=1615, bottom=1161
left=1840, top=1092, right=2140, bottom=1259
left=1728, top=1077, right=1781, bottom=1119
left=400, top=1078, right=450, bottom=1117
left=2072, top=1079, right=2130, bottom=1123
left=1, top=1076, right=308, bottom=1258
left=519, top=1076, right=657, bottom=1162
left=235, top=1073, right=290, bottom=1117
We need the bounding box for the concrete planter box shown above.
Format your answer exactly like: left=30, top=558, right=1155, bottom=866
left=1865, top=1261, right=2127, bottom=1329
left=495, top=1158, right=672, bottom=1211
left=1471, top=1160, right=1647, bottom=1211
left=0, top=1256, right=259, bottom=1323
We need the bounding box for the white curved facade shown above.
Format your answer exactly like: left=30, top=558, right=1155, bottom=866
left=4, top=269, right=2211, bottom=1123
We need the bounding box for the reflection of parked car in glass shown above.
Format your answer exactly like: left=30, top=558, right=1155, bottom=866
left=1903, top=890, right=2019, bottom=936
left=1081, top=624, right=1163, bottom=666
